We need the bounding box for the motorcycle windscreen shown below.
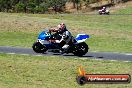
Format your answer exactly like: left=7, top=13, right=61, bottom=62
left=75, top=34, right=90, bottom=43
left=38, top=31, right=50, bottom=40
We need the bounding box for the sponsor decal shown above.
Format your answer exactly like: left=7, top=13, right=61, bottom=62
left=76, top=66, right=131, bottom=85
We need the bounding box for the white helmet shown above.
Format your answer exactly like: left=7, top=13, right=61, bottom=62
left=103, top=7, right=106, bottom=9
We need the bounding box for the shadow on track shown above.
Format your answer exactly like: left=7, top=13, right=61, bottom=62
left=63, top=54, right=104, bottom=59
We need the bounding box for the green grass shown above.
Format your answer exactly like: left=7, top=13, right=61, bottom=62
left=0, top=53, right=131, bottom=88
left=0, top=12, right=132, bottom=53
left=0, top=32, right=36, bottom=47
left=114, top=6, right=132, bottom=14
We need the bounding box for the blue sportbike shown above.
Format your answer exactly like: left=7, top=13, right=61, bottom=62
left=32, top=29, right=90, bottom=56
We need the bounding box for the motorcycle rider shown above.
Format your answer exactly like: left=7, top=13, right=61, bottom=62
left=48, top=23, right=67, bottom=40
left=101, top=7, right=106, bottom=13
left=48, top=23, right=74, bottom=54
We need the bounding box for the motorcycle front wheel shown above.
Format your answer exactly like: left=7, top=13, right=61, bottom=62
left=72, top=42, right=88, bottom=57
left=32, top=42, right=47, bottom=53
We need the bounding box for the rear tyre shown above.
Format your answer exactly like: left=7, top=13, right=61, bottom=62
left=73, top=42, right=88, bottom=57
left=32, top=42, right=47, bottom=53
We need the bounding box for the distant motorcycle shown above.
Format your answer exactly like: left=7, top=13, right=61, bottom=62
left=32, top=29, right=90, bottom=56
left=98, top=9, right=110, bottom=15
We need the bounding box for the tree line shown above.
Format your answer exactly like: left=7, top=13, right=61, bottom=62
left=0, top=0, right=70, bottom=13
left=0, top=0, right=130, bottom=13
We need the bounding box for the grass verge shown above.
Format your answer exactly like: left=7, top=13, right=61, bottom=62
left=0, top=53, right=131, bottom=88
left=115, top=6, right=132, bottom=14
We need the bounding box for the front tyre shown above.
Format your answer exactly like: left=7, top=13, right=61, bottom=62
left=73, top=42, right=88, bottom=57
left=99, top=12, right=102, bottom=15
left=107, top=12, right=110, bottom=15
left=32, top=42, right=47, bottom=53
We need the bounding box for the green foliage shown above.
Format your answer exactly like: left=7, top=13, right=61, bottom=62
left=47, top=0, right=68, bottom=12
left=0, top=0, right=68, bottom=13
left=27, top=2, right=36, bottom=13
left=83, top=0, right=99, bottom=6
left=75, top=0, right=80, bottom=4
left=0, top=0, right=12, bottom=12
left=15, top=2, right=25, bottom=12
left=34, top=6, right=43, bottom=13
left=40, top=2, right=50, bottom=13
left=0, top=0, right=130, bottom=13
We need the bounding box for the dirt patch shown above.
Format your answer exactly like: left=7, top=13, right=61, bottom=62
left=0, top=16, right=50, bottom=33
left=109, top=1, right=132, bottom=12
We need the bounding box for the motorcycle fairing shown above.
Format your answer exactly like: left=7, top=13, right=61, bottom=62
left=38, top=39, right=60, bottom=49
left=75, top=34, right=90, bottom=43
left=38, top=31, right=50, bottom=40
left=37, top=31, right=52, bottom=48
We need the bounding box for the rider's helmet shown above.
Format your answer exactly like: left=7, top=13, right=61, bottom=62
left=57, top=24, right=61, bottom=29
left=57, top=23, right=66, bottom=31
left=103, top=7, right=106, bottom=9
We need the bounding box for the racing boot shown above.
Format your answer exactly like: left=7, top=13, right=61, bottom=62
left=61, top=45, right=69, bottom=54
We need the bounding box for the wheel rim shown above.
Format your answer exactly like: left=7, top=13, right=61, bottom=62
left=76, top=45, right=87, bottom=53
left=33, top=42, right=47, bottom=52
left=34, top=45, right=40, bottom=50
left=73, top=43, right=88, bottom=56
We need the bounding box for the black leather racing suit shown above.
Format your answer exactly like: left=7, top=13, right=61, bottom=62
left=54, top=28, right=74, bottom=52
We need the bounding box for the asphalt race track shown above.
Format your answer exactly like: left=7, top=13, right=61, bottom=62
left=0, top=46, right=132, bottom=62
